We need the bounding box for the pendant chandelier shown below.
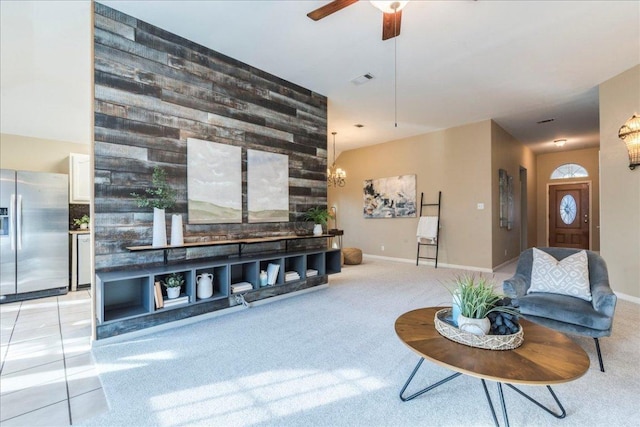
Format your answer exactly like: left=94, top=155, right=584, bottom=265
left=327, top=132, right=346, bottom=187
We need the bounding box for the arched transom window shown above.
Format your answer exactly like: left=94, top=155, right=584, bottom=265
left=550, top=163, right=589, bottom=179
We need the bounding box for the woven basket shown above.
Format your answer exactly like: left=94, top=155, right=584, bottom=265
left=434, top=309, right=524, bottom=351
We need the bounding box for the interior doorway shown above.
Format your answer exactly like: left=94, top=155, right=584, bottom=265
left=548, top=182, right=590, bottom=249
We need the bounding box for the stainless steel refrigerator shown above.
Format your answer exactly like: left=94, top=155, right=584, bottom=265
left=1, top=169, right=69, bottom=302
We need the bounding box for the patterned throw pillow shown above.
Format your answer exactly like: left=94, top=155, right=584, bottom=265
left=528, top=248, right=592, bottom=301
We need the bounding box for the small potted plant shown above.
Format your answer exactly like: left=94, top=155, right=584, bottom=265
left=73, top=215, right=90, bottom=230
left=131, top=166, right=178, bottom=247
left=162, top=272, right=184, bottom=299
left=449, top=274, right=518, bottom=336
left=304, top=207, right=334, bottom=236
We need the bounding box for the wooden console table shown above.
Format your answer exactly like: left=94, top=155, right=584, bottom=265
left=127, top=234, right=333, bottom=264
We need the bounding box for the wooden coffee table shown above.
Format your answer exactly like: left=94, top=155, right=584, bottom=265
left=395, top=307, right=590, bottom=426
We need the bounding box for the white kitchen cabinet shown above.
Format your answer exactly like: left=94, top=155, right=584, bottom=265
left=69, top=153, right=90, bottom=204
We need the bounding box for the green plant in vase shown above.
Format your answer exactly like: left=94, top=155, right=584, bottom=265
left=448, top=274, right=519, bottom=336
left=130, top=166, right=177, bottom=210
left=162, top=273, right=184, bottom=299
left=73, top=215, right=90, bottom=230
left=130, top=166, right=177, bottom=247
left=304, top=207, right=334, bottom=236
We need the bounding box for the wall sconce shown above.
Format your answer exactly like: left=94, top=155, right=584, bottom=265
left=618, top=114, right=640, bottom=170
left=554, top=139, right=567, bottom=148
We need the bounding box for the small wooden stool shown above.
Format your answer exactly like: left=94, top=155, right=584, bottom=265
left=343, top=247, right=363, bottom=265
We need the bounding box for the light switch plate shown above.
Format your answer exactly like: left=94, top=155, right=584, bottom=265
left=477, top=203, right=485, bottom=210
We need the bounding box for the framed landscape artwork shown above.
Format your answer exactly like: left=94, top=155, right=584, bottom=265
left=247, top=149, right=289, bottom=223
left=363, top=174, right=417, bottom=218
left=187, top=137, right=242, bottom=224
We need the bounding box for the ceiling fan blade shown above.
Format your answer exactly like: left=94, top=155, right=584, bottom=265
left=307, top=0, right=359, bottom=21
left=382, top=11, right=402, bottom=40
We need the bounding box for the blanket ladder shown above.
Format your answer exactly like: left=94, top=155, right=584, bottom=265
left=416, top=191, right=441, bottom=267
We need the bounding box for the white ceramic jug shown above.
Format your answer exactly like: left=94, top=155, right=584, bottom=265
left=196, top=273, right=214, bottom=299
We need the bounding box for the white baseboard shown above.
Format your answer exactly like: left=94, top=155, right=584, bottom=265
left=92, top=284, right=329, bottom=347
left=362, top=253, right=493, bottom=273
left=492, top=257, right=519, bottom=272
left=363, top=254, right=639, bottom=302
left=615, top=291, right=640, bottom=305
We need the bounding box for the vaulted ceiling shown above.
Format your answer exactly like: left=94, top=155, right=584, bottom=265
left=2, top=1, right=639, bottom=155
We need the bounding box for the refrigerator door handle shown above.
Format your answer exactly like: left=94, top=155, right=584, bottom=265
left=9, top=194, right=16, bottom=251
left=16, top=194, right=22, bottom=250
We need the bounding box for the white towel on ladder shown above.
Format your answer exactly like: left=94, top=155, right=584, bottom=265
left=417, top=216, right=438, bottom=244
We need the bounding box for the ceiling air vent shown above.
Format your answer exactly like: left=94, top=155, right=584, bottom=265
left=536, top=118, right=555, bottom=124
left=350, top=73, right=375, bottom=86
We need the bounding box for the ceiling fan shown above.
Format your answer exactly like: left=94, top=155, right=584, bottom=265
left=307, top=1, right=409, bottom=40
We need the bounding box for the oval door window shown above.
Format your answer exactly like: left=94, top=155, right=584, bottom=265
left=559, top=195, right=577, bottom=224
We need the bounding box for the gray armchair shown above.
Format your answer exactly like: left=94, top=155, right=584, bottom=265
left=503, top=247, right=617, bottom=372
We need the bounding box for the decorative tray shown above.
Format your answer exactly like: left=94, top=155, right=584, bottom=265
left=434, top=308, right=524, bottom=351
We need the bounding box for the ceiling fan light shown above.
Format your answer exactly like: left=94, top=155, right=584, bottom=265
left=370, top=1, right=409, bottom=14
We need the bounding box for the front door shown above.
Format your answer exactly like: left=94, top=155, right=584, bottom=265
left=548, top=183, right=589, bottom=249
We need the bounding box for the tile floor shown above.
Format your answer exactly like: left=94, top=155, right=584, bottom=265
left=0, top=260, right=519, bottom=426
left=0, top=290, right=108, bottom=426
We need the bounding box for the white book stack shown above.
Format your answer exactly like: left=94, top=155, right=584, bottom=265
left=231, top=282, right=253, bottom=294
left=306, top=269, right=318, bottom=277
left=163, top=294, right=189, bottom=308
left=285, top=271, right=300, bottom=282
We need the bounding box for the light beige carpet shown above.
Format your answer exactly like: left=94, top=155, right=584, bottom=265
left=84, top=258, right=640, bottom=426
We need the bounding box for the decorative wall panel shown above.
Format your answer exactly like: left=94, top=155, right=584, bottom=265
left=94, top=3, right=327, bottom=270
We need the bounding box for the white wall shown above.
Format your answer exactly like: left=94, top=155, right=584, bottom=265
left=0, top=1, right=92, bottom=144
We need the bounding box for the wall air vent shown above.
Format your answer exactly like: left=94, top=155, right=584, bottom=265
left=350, top=73, right=375, bottom=86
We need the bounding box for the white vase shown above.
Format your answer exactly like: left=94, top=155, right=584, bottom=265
left=166, top=286, right=181, bottom=299
left=196, top=273, right=214, bottom=299
left=313, top=224, right=323, bottom=236
left=170, top=214, right=184, bottom=246
left=457, top=314, right=491, bottom=336
left=152, top=207, right=167, bottom=247
left=451, top=290, right=461, bottom=326
left=259, top=270, right=268, bottom=287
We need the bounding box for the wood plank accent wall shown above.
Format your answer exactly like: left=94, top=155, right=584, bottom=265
left=94, top=3, right=328, bottom=271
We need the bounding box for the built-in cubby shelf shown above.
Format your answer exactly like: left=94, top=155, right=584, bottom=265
left=96, top=248, right=342, bottom=339
left=193, top=264, right=229, bottom=302
left=96, top=270, right=153, bottom=323
left=326, top=250, right=342, bottom=275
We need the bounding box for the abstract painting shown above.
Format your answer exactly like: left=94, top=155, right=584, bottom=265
left=187, top=137, right=242, bottom=224
left=363, top=174, right=416, bottom=218
left=247, top=149, right=289, bottom=222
